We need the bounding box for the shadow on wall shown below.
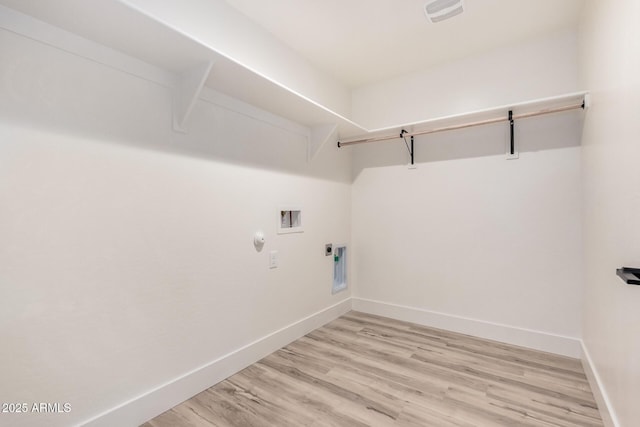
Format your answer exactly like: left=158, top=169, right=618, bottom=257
left=172, top=98, right=350, bottom=184
left=1, top=92, right=350, bottom=184
left=351, top=109, right=584, bottom=180
left=0, top=29, right=350, bottom=184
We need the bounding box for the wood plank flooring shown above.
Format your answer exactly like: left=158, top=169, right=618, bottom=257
left=142, top=311, right=603, bottom=427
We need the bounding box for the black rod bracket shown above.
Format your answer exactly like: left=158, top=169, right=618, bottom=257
left=411, top=135, right=414, bottom=165
left=506, top=109, right=518, bottom=160
left=509, top=110, right=514, bottom=155
left=400, top=129, right=414, bottom=165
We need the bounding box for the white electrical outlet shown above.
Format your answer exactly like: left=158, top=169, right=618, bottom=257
left=269, top=250, right=278, bottom=269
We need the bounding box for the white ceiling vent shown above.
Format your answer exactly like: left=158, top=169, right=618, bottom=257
left=424, top=0, right=465, bottom=23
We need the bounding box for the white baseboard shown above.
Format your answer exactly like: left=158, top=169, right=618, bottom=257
left=80, top=297, right=589, bottom=426
left=580, top=341, right=619, bottom=427
left=81, top=298, right=352, bottom=427
left=351, top=297, right=582, bottom=358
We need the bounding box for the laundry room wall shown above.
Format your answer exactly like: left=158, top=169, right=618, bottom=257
left=351, top=30, right=584, bottom=357
left=0, top=25, right=351, bottom=426
left=351, top=29, right=580, bottom=129
left=579, top=0, right=640, bottom=425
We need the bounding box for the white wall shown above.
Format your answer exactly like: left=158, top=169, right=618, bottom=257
left=6, top=2, right=637, bottom=426
left=352, top=29, right=580, bottom=129
left=0, top=28, right=351, bottom=427
left=351, top=33, right=585, bottom=355
left=579, top=1, right=640, bottom=425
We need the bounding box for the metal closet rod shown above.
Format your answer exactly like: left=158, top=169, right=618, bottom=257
left=337, top=101, right=585, bottom=147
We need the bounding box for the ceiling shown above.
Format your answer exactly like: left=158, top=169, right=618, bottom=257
left=0, top=0, right=585, bottom=93
left=223, top=0, right=585, bottom=88
left=0, top=0, right=588, bottom=142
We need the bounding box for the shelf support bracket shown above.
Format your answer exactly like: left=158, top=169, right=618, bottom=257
left=411, top=135, right=414, bottom=166
left=308, top=123, right=338, bottom=162
left=400, top=129, right=414, bottom=165
left=506, top=109, right=519, bottom=160
left=173, top=61, right=214, bottom=133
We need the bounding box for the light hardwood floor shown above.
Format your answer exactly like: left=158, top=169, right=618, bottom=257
left=142, top=311, right=603, bottom=426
